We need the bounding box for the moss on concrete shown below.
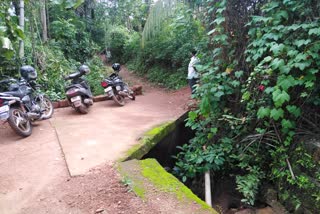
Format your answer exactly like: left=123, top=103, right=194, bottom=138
left=140, top=159, right=215, bottom=212
left=118, top=159, right=217, bottom=213
left=117, top=163, right=146, bottom=199
left=119, top=121, right=176, bottom=162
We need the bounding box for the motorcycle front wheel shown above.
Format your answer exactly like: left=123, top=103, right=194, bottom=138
left=8, top=106, right=32, bottom=137
left=38, top=96, right=54, bottom=119
left=112, top=90, right=125, bottom=106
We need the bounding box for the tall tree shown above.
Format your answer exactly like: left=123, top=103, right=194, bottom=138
left=18, top=0, right=24, bottom=58
left=40, top=0, right=48, bottom=42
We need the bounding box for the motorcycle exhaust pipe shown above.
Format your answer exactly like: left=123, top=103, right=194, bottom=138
left=27, top=112, right=41, bottom=120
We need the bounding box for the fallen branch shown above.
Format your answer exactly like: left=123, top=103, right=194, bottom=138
left=286, top=158, right=296, bottom=180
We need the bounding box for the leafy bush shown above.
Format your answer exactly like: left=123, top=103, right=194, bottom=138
left=174, top=0, right=320, bottom=211
left=123, top=3, right=205, bottom=89
left=108, top=26, right=130, bottom=63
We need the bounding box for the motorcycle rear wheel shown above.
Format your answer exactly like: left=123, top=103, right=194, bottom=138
left=8, top=106, right=32, bottom=137
left=38, top=96, right=54, bottom=119
left=128, top=93, right=136, bottom=101
left=75, top=104, right=89, bottom=114
left=112, top=92, right=125, bottom=106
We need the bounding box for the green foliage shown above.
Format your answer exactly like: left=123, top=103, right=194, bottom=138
left=50, top=18, right=98, bottom=62
left=0, top=1, right=24, bottom=75
left=174, top=0, right=320, bottom=211
left=108, top=26, right=130, bottom=63
left=124, top=3, right=206, bottom=89
left=236, top=166, right=264, bottom=206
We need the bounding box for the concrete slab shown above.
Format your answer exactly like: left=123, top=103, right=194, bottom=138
left=51, top=90, right=187, bottom=176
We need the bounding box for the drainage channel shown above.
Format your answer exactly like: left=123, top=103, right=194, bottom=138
left=139, top=112, right=284, bottom=214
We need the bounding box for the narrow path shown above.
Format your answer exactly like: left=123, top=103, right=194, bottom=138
left=0, top=68, right=191, bottom=214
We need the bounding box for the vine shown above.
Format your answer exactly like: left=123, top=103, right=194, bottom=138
left=174, top=0, right=320, bottom=212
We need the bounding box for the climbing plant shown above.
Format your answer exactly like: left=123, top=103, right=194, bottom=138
left=0, top=1, right=24, bottom=76
left=174, top=0, right=320, bottom=212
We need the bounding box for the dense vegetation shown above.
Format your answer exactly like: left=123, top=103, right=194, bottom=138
left=173, top=0, right=320, bottom=212
left=1, top=0, right=319, bottom=212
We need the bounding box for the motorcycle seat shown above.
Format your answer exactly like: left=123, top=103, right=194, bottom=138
left=1, top=91, right=25, bottom=98
left=65, top=84, right=82, bottom=90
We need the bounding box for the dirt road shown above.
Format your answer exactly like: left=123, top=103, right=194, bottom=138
left=0, top=68, right=190, bottom=214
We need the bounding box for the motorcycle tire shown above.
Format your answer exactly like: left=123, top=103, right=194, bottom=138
left=128, top=93, right=135, bottom=101
left=7, top=106, right=32, bottom=137
left=112, top=91, right=125, bottom=106
left=75, top=104, right=89, bottom=114
left=37, top=96, right=54, bottom=119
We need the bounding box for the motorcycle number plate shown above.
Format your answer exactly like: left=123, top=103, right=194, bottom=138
left=0, top=105, right=9, bottom=114
left=104, top=87, right=112, bottom=93
left=71, top=96, right=81, bottom=102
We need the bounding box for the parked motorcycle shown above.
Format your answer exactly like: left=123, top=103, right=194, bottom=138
left=0, top=66, right=54, bottom=137
left=64, top=65, right=93, bottom=114
left=100, top=63, right=135, bottom=106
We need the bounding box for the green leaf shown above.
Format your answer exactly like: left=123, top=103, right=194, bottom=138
left=263, top=56, right=273, bottom=62
left=242, top=91, right=251, bottom=101
left=294, top=39, right=311, bottom=48
left=300, top=92, right=308, bottom=97
left=270, top=108, right=284, bottom=121
left=288, top=24, right=301, bottom=31
left=286, top=105, right=301, bottom=118
left=307, top=68, right=318, bottom=75
left=252, top=16, right=271, bottom=24
left=308, top=28, right=320, bottom=36
left=213, top=17, right=225, bottom=25
left=281, top=119, right=294, bottom=130
left=272, top=89, right=290, bottom=107
left=276, top=10, right=289, bottom=20
left=264, top=87, right=274, bottom=94
left=257, top=107, right=271, bottom=119
left=188, top=111, right=197, bottom=121
left=235, top=70, right=244, bottom=78
left=294, top=61, right=311, bottom=70
left=210, top=127, right=218, bottom=134
left=277, top=75, right=296, bottom=91
left=270, top=43, right=285, bottom=55
left=294, top=53, right=308, bottom=62
left=287, top=49, right=299, bottom=57
left=200, top=96, right=210, bottom=115
left=270, top=58, right=285, bottom=70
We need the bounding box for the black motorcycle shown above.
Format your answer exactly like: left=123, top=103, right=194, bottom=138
left=0, top=66, right=54, bottom=137
left=100, top=63, right=135, bottom=106
left=64, top=65, right=93, bottom=114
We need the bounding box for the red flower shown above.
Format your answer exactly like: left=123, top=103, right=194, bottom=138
left=258, top=85, right=265, bottom=91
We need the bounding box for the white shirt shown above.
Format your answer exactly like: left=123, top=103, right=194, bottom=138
left=188, top=56, right=199, bottom=79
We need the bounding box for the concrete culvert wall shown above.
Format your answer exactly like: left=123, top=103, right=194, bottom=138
left=142, top=111, right=194, bottom=170
left=139, top=113, right=288, bottom=214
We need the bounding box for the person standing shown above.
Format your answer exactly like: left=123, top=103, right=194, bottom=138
left=188, top=50, right=200, bottom=94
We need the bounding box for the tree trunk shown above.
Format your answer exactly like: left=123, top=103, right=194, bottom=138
left=46, top=0, right=50, bottom=39
left=30, top=10, right=36, bottom=64
left=18, top=0, right=24, bottom=59
left=40, top=0, right=48, bottom=42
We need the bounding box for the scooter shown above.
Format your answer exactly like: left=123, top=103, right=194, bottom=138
left=64, top=65, right=93, bottom=114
